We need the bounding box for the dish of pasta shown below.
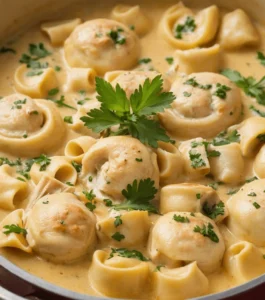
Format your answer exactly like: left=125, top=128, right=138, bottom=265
left=1, top=0, right=265, bottom=299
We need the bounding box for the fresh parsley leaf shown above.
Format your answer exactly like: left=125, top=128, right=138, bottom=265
left=207, top=150, right=221, bottom=158
left=212, top=130, right=240, bottom=146
left=66, top=182, right=74, bottom=186
left=135, top=158, right=143, bottom=162
left=165, top=57, right=174, bottom=65
left=83, top=190, right=96, bottom=201
left=0, top=46, right=16, bottom=54
left=108, top=28, right=126, bottom=45
left=184, top=77, right=212, bottom=90
left=175, top=16, right=196, bottom=39
left=221, top=69, right=265, bottom=106
left=183, top=91, right=191, bottom=97
left=213, top=83, right=231, bottom=99
left=64, top=116, right=73, bottom=124
left=196, top=193, right=201, bottom=199
left=28, top=43, right=51, bottom=58
left=114, top=215, right=122, bottom=227
left=54, top=66, right=61, bottom=72
left=34, top=154, right=51, bottom=171
left=112, top=232, right=125, bottom=241
left=257, top=134, right=265, bottom=142
left=193, top=223, right=219, bottom=243
left=139, top=58, right=152, bottom=64
left=246, top=176, right=258, bottom=183
left=113, top=178, right=158, bottom=214
left=26, top=70, right=43, bottom=77
left=154, top=265, right=164, bottom=272
left=202, top=201, right=225, bottom=219
left=173, top=214, right=190, bottom=223
left=85, top=202, right=96, bottom=211
left=257, top=51, right=265, bottom=66
left=12, top=98, right=27, bottom=109
left=227, top=189, right=239, bottom=195
left=207, top=182, right=219, bottom=191
left=253, top=202, right=261, bottom=209
left=81, top=76, right=175, bottom=148
left=0, top=157, right=22, bottom=167
left=3, top=224, right=27, bottom=235
left=109, top=248, right=149, bottom=261
left=104, top=199, right=113, bottom=207
left=189, top=150, right=206, bottom=169
left=248, top=192, right=257, bottom=196
left=48, top=88, right=59, bottom=96
left=71, top=161, right=82, bottom=173
left=249, top=105, right=265, bottom=117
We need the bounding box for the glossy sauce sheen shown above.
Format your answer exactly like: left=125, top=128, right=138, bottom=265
left=0, top=0, right=265, bottom=298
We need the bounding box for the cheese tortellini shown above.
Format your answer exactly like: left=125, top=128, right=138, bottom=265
left=149, top=212, right=225, bottom=273
left=25, top=193, right=96, bottom=263
left=64, top=19, right=140, bottom=74
left=218, top=9, right=260, bottom=50
left=89, top=250, right=150, bottom=299
left=81, top=136, right=159, bottom=200
left=227, top=179, right=265, bottom=246
left=0, top=94, right=66, bottom=156
left=160, top=3, right=219, bottom=49
left=159, top=72, right=242, bottom=139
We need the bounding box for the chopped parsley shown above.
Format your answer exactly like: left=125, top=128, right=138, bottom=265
left=184, top=77, right=212, bottom=90
left=257, top=134, right=265, bottom=142
left=0, top=157, right=22, bottom=167
left=114, top=215, right=122, bottom=227
left=248, top=192, right=257, bottom=197
left=109, top=248, right=149, bottom=261
left=48, top=88, right=59, bottom=96
left=183, top=91, right=191, bottom=97
left=3, top=224, right=27, bottom=236
left=245, top=176, right=258, bottom=183
left=173, top=214, right=190, bottom=223
left=42, top=200, right=49, bottom=204
left=66, top=182, right=74, bottom=186
left=26, top=70, right=43, bottom=77
left=257, top=51, right=265, bottom=66
left=64, top=116, right=73, bottom=124
left=135, top=158, right=143, bottom=162
left=175, top=16, right=196, bottom=39
left=207, top=182, right=220, bottom=191
left=193, top=222, right=219, bottom=243
left=165, top=57, right=174, bottom=65
left=206, top=149, right=221, bottom=158
left=213, top=83, right=231, bottom=99
left=88, top=176, right=93, bottom=182
left=250, top=105, right=265, bottom=117
left=196, top=193, right=201, bottom=199
left=71, top=161, right=82, bottom=173
left=54, top=66, right=61, bottom=72
left=113, top=178, right=158, bottom=214
left=80, top=75, right=175, bottom=148
left=103, top=199, right=113, bottom=207
left=12, top=98, right=27, bottom=109
left=139, top=58, right=152, bottom=64
left=227, top=189, right=239, bottom=195
left=212, top=130, right=240, bottom=146
left=154, top=265, right=164, bottom=272
left=253, top=202, right=261, bottom=209
left=108, top=28, right=126, bottom=45
left=83, top=190, right=96, bottom=211
left=221, top=69, right=265, bottom=106
left=112, top=232, right=125, bottom=241
left=34, top=154, right=51, bottom=171
left=0, top=46, right=16, bottom=54
left=202, top=201, right=225, bottom=219
left=189, top=150, right=206, bottom=169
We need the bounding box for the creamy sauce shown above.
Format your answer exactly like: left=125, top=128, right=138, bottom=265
left=0, top=0, right=265, bottom=299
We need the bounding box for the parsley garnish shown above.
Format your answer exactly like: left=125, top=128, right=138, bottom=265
left=206, top=149, right=221, bottom=158
left=135, top=158, right=143, bottom=162
left=139, top=58, right=152, bottom=64
left=26, top=70, right=44, bottom=77
left=66, top=182, right=74, bottom=186
left=104, top=199, right=113, bottom=207
left=80, top=76, right=175, bottom=148
left=109, top=248, right=149, bottom=261
left=114, top=215, right=122, bottom=227
left=64, top=116, right=73, bottom=124
left=253, top=202, right=261, bottom=209
left=54, top=66, right=61, bottom=72
left=257, top=51, right=265, bottom=66
left=42, top=200, right=49, bottom=204
left=221, top=69, right=265, bottom=106
left=196, top=193, right=201, bottom=199
left=212, top=130, right=240, bottom=146
left=34, top=154, right=51, bottom=171
left=257, top=134, right=265, bottom=142
left=88, top=176, right=93, bottom=182
left=108, top=28, right=126, bottom=45
left=154, top=265, right=164, bottom=272
left=183, top=91, right=191, bottom=97
left=0, top=157, right=22, bottom=167
left=113, top=178, right=158, bottom=214
left=248, top=192, right=257, bottom=197
left=12, top=98, right=27, bottom=109
left=173, top=214, right=190, bottom=223
left=165, top=57, right=174, bottom=65
left=213, top=83, right=231, bottom=99
left=202, top=201, right=225, bottom=219
left=83, top=190, right=96, bottom=211
left=3, top=224, right=27, bottom=236
left=246, top=176, right=258, bottom=183
left=112, top=232, right=125, bottom=241
left=184, top=77, right=212, bottom=90
left=175, top=16, right=196, bottom=39
left=227, top=189, right=239, bottom=195
left=48, top=93, right=76, bottom=110
left=193, top=223, right=219, bottom=243
left=189, top=150, right=206, bottom=169
left=207, top=182, right=219, bottom=190
left=249, top=105, right=265, bottom=117
left=71, top=161, right=82, bottom=173
left=0, top=46, right=16, bottom=54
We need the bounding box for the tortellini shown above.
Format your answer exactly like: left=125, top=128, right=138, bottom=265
left=159, top=72, right=242, bottom=139
left=218, top=9, right=260, bottom=50
left=97, top=210, right=150, bottom=247
left=41, top=18, right=82, bottom=46
left=0, top=209, right=31, bottom=253
left=89, top=250, right=150, bottom=299
left=64, top=19, right=140, bottom=74
left=174, top=44, right=221, bottom=75
left=224, top=241, right=265, bottom=283
left=81, top=136, right=159, bottom=200
left=25, top=193, right=96, bottom=263
left=0, top=165, right=28, bottom=210
left=0, top=94, right=66, bottom=157
left=227, top=179, right=265, bottom=246
left=208, top=143, right=244, bottom=184
left=160, top=3, right=219, bottom=49
left=14, top=65, right=59, bottom=98
left=110, top=4, right=150, bottom=36
left=149, top=212, right=225, bottom=273
left=65, top=68, right=97, bottom=93
left=153, top=262, right=209, bottom=300
left=254, top=144, right=265, bottom=178
left=30, top=156, right=77, bottom=185
left=160, top=183, right=228, bottom=223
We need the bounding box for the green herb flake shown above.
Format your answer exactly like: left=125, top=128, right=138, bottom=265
left=183, top=91, right=191, bottom=97
left=250, top=105, right=265, bottom=117
left=175, top=16, right=196, bottom=39
left=42, top=200, right=49, bottom=204
left=135, top=158, right=143, bottom=162
left=66, top=182, right=74, bottom=186
left=253, top=202, right=261, bottom=209
left=207, top=150, right=221, bottom=158
left=108, top=28, right=126, bottom=45
left=257, top=134, right=265, bottom=142
left=213, top=130, right=240, bottom=146
left=227, top=189, right=239, bottom=195
left=203, top=201, right=225, bottom=219
left=213, top=83, right=231, bottom=99
left=111, top=232, right=125, bottom=241
left=12, top=98, right=27, bottom=110
left=193, top=222, right=219, bottom=243
left=165, top=57, right=174, bottom=65
left=189, top=150, right=206, bottom=169
left=54, top=66, right=61, bottom=72
left=64, top=116, right=73, bottom=124
left=71, top=161, right=82, bottom=173
left=248, top=192, right=257, bottom=197
left=34, top=154, right=51, bottom=171
left=196, top=193, right=201, bottom=199
left=109, top=248, right=149, bottom=261
left=257, top=51, right=265, bottom=66
left=154, top=265, right=165, bottom=272
left=103, top=199, right=113, bottom=207
left=246, top=176, right=258, bottom=183
left=3, top=224, right=27, bottom=236
left=114, top=215, right=123, bottom=227
left=83, top=190, right=96, bottom=201
left=88, top=176, right=93, bottom=182
left=0, top=46, right=16, bottom=54
left=173, top=214, right=190, bottom=223
left=139, top=58, right=152, bottom=64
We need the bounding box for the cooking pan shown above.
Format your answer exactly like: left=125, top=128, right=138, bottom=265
left=1, top=0, right=265, bottom=299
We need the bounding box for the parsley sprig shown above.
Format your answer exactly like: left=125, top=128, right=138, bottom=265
left=202, top=201, right=225, bottom=220
left=113, top=178, right=158, bottom=214
left=221, top=69, right=265, bottom=106
left=47, top=88, right=77, bottom=110
left=212, top=130, right=240, bottom=146
left=80, top=76, right=175, bottom=148
left=109, top=248, right=149, bottom=261
left=175, top=16, right=196, bottom=39
left=3, top=224, right=27, bottom=236
left=193, top=223, right=219, bottom=243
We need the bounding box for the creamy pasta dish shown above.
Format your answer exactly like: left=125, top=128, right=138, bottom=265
left=1, top=0, right=265, bottom=299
